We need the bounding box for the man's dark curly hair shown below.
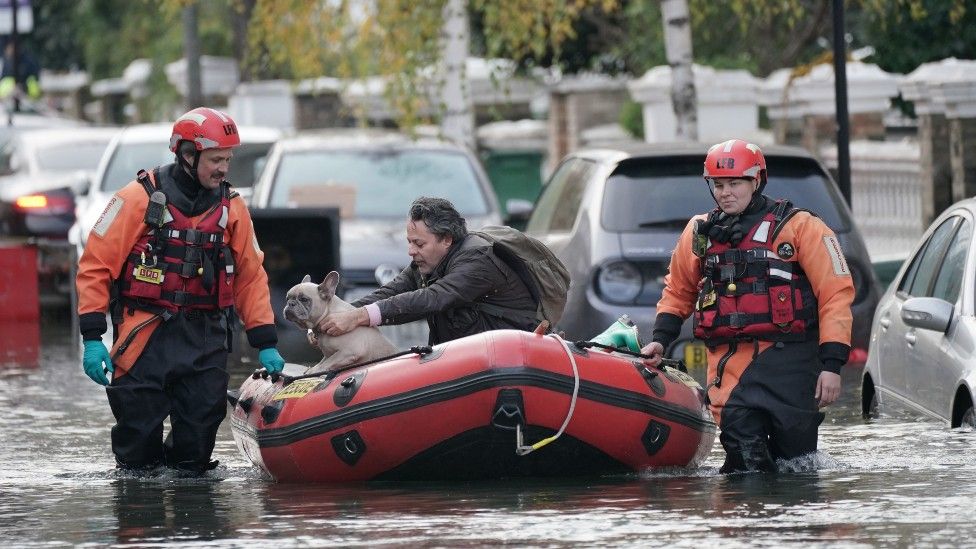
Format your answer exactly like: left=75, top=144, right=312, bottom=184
left=408, top=196, right=467, bottom=243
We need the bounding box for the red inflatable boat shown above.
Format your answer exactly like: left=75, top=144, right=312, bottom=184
left=228, top=329, right=716, bottom=482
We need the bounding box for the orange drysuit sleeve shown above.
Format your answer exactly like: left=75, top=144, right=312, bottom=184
left=225, top=194, right=275, bottom=330
left=76, top=182, right=154, bottom=317
left=656, top=215, right=707, bottom=321
left=774, top=211, right=854, bottom=347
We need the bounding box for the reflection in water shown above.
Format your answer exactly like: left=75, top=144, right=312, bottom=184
left=4, top=316, right=976, bottom=546
left=111, top=477, right=229, bottom=545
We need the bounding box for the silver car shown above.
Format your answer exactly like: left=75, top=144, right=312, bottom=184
left=861, top=197, right=976, bottom=426
left=248, top=129, right=504, bottom=352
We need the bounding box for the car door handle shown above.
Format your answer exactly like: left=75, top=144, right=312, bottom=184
left=904, top=331, right=916, bottom=346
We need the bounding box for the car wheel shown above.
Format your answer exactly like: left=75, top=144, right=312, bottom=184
left=960, top=406, right=976, bottom=429
left=861, top=375, right=878, bottom=419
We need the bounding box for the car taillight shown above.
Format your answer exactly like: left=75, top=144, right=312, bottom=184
left=14, top=194, right=73, bottom=215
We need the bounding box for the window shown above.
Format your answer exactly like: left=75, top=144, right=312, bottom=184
left=104, top=141, right=275, bottom=193
left=268, top=149, right=489, bottom=218
left=931, top=218, right=971, bottom=304
left=599, top=155, right=848, bottom=233
left=526, top=158, right=594, bottom=233
left=899, top=217, right=960, bottom=297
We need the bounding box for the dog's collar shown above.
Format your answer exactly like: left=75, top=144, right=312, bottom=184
left=311, top=309, right=330, bottom=335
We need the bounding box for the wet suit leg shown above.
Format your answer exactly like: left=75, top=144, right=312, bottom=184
left=718, top=339, right=823, bottom=473
left=163, top=311, right=230, bottom=472
left=106, top=311, right=229, bottom=472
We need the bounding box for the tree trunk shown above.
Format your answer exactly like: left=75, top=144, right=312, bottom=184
left=660, top=0, right=697, bottom=141
left=439, top=0, right=475, bottom=150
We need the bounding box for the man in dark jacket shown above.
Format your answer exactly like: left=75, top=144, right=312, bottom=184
left=318, top=196, right=538, bottom=345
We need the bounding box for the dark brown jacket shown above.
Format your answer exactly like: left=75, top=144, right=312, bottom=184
left=352, top=233, right=537, bottom=345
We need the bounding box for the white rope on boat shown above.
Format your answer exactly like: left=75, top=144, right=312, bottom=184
left=515, top=333, right=580, bottom=456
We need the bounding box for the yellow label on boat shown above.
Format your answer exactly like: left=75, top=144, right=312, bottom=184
left=273, top=379, right=321, bottom=400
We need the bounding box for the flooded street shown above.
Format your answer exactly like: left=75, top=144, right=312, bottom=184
left=3, top=316, right=976, bottom=547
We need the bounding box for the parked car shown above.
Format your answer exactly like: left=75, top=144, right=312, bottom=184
left=524, top=142, right=880, bottom=369
left=0, top=126, right=120, bottom=304
left=248, top=128, right=505, bottom=352
left=861, top=198, right=976, bottom=426
left=71, top=123, right=283, bottom=255
left=0, top=126, right=120, bottom=239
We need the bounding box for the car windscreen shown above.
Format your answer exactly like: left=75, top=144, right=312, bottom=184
left=37, top=141, right=112, bottom=172
left=268, top=148, right=490, bottom=217
left=102, top=141, right=273, bottom=193
left=601, top=156, right=849, bottom=232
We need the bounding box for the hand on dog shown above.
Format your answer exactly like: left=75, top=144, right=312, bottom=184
left=318, top=308, right=369, bottom=337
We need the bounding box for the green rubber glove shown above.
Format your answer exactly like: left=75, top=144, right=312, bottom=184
left=590, top=316, right=642, bottom=353
left=82, top=340, right=114, bottom=385
left=259, top=348, right=285, bottom=374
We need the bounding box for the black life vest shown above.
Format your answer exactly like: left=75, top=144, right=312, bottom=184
left=692, top=200, right=818, bottom=343
left=119, top=168, right=235, bottom=313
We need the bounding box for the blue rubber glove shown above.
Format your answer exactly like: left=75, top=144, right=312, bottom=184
left=259, top=347, right=285, bottom=374
left=82, top=340, right=114, bottom=385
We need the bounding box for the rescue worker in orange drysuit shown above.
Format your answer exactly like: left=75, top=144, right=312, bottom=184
left=76, top=107, right=285, bottom=474
left=641, top=139, right=854, bottom=473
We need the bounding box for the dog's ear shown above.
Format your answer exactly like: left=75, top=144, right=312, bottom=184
left=302, top=274, right=311, bottom=284
left=319, top=270, right=340, bottom=300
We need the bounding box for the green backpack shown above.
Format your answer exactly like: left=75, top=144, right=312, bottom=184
left=470, top=225, right=571, bottom=330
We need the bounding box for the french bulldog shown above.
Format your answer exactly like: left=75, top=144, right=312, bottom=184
left=282, top=271, right=397, bottom=374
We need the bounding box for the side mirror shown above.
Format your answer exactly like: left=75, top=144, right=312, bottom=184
left=70, top=172, right=91, bottom=196
left=504, top=198, right=534, bottom=226
left=901, top=296, right=953, bottom=333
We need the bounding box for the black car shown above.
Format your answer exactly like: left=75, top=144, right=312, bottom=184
left=525, top=142, right=880, bottom=368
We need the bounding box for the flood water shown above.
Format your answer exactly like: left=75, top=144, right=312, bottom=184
left=3, top=315, right=976, bottom=548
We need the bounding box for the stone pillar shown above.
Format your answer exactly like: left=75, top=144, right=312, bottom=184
left=547, top=91, right=569, bottom=173
left=949, top=118, right=976, bottom=200
left=901, top=58, right=976, bottom=225
left=228, top=80, right=296, bottom=130
left=916, top=114, right=953, bottom=224
left=38, top=70, right=90, bottom=120
left=762, top=61, right=898, bottom=154
left=165, top=55, right=240, bottom=107
left=934, top=73, right=976, bottom=205
left=629, top=64, right=759, bottom=144
left=546, top=74, right=628, bottom=171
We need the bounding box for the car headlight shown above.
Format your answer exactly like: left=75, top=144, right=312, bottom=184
left=597, top=260, right=643, bottom=304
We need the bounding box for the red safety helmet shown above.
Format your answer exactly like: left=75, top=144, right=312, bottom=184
left=703, top=138, right=767, bottom=191
left=169, top=107, right=240, bottom=153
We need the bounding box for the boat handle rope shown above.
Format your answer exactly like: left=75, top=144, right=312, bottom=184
left=516, top=333, right=580, bottom=456
left=251, top=345, right=435, bottom=386
left=573, top=340, right=688, bottom=372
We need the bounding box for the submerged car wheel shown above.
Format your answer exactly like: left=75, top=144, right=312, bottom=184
left=959, top=406, right=976, bottom=429
left=861, top=375, right=878, bottom=419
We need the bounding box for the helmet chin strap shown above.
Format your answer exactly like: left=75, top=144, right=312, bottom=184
left=177, top=148, right=202, bottom=183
